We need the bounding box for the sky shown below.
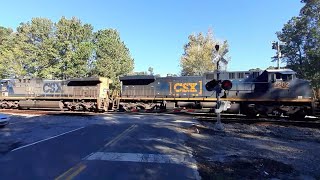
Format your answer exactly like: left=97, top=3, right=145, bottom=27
left=0, top=0, right=303, bottom=76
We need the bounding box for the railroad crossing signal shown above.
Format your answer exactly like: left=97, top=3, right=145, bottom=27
left=205, top=79, right=233, bottom=92
left=272, top=41, right=286, bottom=69
left=221, top=80, right=232, bottom=91
left=215, top=44, right=220, bottom=51
left=205, top=79, right=219, bottom=91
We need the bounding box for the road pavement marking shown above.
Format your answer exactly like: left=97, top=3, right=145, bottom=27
left=55, top=162, right=86, bottom=180
left=11, top=126, right=85, bottom=152
left=103, top=124, right=137, bottom=148
left=55, top=124, right=137, bottom=180
left=85, top=152, right=194, bottom=165
left=85, top=151, right=200, bottom=179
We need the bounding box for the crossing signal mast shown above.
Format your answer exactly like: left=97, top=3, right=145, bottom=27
left=272, top=41, right=285, bottom=69
left=205, top=45, right=233, bottom=130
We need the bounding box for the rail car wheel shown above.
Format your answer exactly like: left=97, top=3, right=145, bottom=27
left=288, top=110, right=306, bottom=120
left=128, top=104, right=145, bottom=112
left=243, top=104, right=258, bottom=118
left=1, top=102, right=10, bottom=109
left=245, top=112, right=258, bottom=118
left=135, top=105, right=145, bottom=110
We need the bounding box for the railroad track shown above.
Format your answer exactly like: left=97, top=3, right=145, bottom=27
left=1, top=109, right=319, bottom=129
left=194, top=115, right=320, bottom=129
left=0, top=109, right=98, bottom=116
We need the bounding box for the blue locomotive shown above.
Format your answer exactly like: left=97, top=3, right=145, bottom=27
left=0, top=77, right=112, bottom=111
left=119, top=68, right=316, bottom=118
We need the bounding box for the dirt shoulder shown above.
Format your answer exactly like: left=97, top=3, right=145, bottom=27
left=185, top=122, right=320, bottom=179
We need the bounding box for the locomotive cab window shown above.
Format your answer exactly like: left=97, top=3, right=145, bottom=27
left=274, top=73, right=294, bottom=81
left=281, top=74, right=293, bottom=81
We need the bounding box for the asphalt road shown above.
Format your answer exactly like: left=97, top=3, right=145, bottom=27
left=0, top=113, right=199, bottom=180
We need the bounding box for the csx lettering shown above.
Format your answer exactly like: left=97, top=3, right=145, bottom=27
left=174, top=83, right=197, bottom=93
left=274, top=82, right=290, bottom=89
left=43, top=83, right=61, bottom=93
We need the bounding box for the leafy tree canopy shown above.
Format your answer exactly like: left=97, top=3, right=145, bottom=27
left=0, top=17, right=134, bottom=86
left=180, top=29, right=230, bottom=76
left=276, top=0, right=320, bottom=89
left=91, top=29, right=134, bottom=88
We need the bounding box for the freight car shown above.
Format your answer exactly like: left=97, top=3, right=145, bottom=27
left=119, top=68, right=317, bottom=118
left=0, top=77, right=112, bottom=111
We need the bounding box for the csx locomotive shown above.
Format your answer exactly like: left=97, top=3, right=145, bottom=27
left=119, top=68, right=318, bottom=118
left=0, top=68, right=318, bottom=118
left=0, top=77, right=112, bottom=111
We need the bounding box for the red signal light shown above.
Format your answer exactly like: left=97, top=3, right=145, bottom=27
left=205, top=79, right=219, bottom=91
left=221, top=80, right=232, bottom=90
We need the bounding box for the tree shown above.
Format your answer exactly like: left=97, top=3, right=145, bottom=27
left=0, top=27, right=12, bottom=44
left=15, top=18, right=57, bottom=78
left=55, top=17, right=94, bottom=79
left=276, top=0, right=320, bottom=90
left=132, top=71, right=148, bottom=75
left=91, top=29, right=134, bottom=88
left=249, top=68, right=263, bottom=71
left=0, top=25, right=32, bottom=78
left=0, top=26, right=13, bottom=78
left=180, top=29, right=230, bottom=76
left=266, top=66, right=277, bottom=70
left=0, top=17, right=134, bottom=88
left=148, top=67, right=154, bottom=75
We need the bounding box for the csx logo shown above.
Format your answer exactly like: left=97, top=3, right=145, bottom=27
left=174, top=83, right=197, bottom=92
left=169, top=81, right=203, bottom=95
left=43, top=83, right=61, bottom=93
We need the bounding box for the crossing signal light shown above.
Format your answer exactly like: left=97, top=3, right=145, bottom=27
left=206, top=79, right=232, bottom=91
left=205, top=79, right=219, bottom=91
left=215, top=44, right=220, bottom=51
left=221, top=80, right=232, bottom=90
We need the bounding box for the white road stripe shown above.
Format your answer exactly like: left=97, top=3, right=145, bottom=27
left=85, top=152, right=201, bottom=179
left=11, top=126, right=85, bottom=152
left=85, top=152, right=197, bottom=167
left=83, top=152, right=201, bottom=179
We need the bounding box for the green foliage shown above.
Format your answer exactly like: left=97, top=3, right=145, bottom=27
left=0, top=17, right=134, bottom=86
left=55, top=17, right=94, bottom=79
left=276, top=0, right=320, bottom=89
left=130, top=67, right=155, bottom=76
left=249, top=68, right=263, bottom=71
left=132, top=71, right=148, bottom=75
left=180, top=29, right=230, bottom=76
left=91, top=29, right=134, bottom=88
left=16, top=18, right=56, bottom=78
left=0, top=26, right=13, bottom=78
left=148, top=67, right=154, bottom=75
